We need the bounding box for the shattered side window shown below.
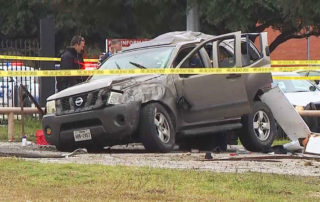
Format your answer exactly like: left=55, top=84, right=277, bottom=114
left=180, top=51, right=205, bottom=68
left=241, top=41, right=261, bottom=66
left=173, top=47, right=195, bottom=67
left=218, top=42, right=235, bottom=68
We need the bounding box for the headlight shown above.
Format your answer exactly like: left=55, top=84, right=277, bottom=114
left=46, top=100, right=56, bottom=115
left=107, top=92, right=123, bottom=105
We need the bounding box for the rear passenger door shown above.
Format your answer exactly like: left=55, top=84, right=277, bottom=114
left=175, top=32, right=251, bottom=125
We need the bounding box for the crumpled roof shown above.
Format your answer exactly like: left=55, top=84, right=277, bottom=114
left=126, top=31, right=214, bottom=50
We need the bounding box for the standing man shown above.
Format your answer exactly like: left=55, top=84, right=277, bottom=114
left=98, top=39, right=122, bottom=67
left=57, top=35, right=86, bottom=92
left=110, top=39, right=122, bottom=55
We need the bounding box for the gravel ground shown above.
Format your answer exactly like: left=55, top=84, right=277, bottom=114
left=1, top=142, right=320, bottom=176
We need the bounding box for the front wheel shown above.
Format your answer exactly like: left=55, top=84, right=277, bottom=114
left=139, top=103, right=175, bottom=152
left=239, top=101, right=276, bottom=152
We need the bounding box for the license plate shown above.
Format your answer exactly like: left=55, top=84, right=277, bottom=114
left=73, top=129, right=92, bottom=142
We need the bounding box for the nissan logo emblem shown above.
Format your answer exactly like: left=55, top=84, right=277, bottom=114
left=75, top=97, right=83, bottom=107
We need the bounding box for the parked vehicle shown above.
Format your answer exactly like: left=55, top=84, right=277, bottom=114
left=296, top=70, right=320, bottom=85
left=0, top=62, right=39, bottom=107
left=273, top=72, right=320, bottom=107
left=273, top=72, right=320, bottom=133
left=43, top=31, right=275, bottom=152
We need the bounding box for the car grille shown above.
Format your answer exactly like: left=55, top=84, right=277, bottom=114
left=56, top=90, right=106, bottom=115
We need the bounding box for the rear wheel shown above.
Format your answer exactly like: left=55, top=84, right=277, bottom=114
left=139, top=103, right=175, bottom=152
left=239, top=101, right=276, bottom=152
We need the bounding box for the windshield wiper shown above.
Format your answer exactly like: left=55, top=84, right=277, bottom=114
left=129, top=61, right=147, bottom=69
left=115, top=62, right=121, bottom=69
left=289, top=90, right=309, bottom=93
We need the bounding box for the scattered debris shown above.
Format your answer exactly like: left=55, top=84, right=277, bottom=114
left=191, top=149, right=199, bottom=153
left=0, top=148, right=87, bottom=158
left=229, top=153, right=237, bottom=157
left=236, top=149, right=252, bottom=155
left=305, top=134, right=320, bottom=155
left=304, top=161, right=313, bottom=166
left=263, top=145, right=288, bottom=154
left=283, top=140, right=303, bottom=153
left=261, top=87, right=309, bottom=141
left=261, top=87, right=320, bottom=156
left=200, top=154, right=320, bottom=162
left=205, top=152, right=213, bottom=159
left=1, top=142, right=319, bottom=176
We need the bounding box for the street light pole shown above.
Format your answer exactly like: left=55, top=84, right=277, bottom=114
left=307, top=26, right=310, bottom=60
left=186, top=0, right=200, bottom=31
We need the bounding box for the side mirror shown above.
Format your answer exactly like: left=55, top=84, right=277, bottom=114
left=309, top=86, right=317, bottom=92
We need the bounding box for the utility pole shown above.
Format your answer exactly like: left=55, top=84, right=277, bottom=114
left=40, top=17, right=55, bottom=107
left=186, top=0, right=200, bottom=31
left=307, top=26, right=310, bottom=60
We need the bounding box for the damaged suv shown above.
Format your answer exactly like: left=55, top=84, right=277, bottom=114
left=43, top=31, right=276, bottom=152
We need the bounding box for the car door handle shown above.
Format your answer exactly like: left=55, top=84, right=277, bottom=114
left=226, top=74, right=241, bottom=79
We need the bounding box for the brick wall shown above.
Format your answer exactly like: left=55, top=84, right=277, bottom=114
left=265, top=27, right=320, bottom=60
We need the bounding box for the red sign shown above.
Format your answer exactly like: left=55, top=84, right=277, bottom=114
left=105, top=38, right=149, bottom=52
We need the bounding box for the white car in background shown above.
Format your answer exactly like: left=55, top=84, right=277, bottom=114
left=273, top=72, right=320, bottom=134
left=273, top=72, right=320, bottom=107
left=0, top=62, right=39, bottom=107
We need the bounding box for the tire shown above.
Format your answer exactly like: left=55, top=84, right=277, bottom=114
left=139, top=103, right=175, bottom=152
left=239, top=101, right=276, bottom=152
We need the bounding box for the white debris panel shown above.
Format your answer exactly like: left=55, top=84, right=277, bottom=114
left=260, top=86, right=310, bottom=141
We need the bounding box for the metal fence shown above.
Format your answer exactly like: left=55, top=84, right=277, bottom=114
left=0, top=39, right=41, bottom=121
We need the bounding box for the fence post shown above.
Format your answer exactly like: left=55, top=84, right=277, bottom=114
left=8, top=112, right=14, bottom=141
left=19, top=85, right=25, bottom=137
left=39, top=17, right=55, bottom=107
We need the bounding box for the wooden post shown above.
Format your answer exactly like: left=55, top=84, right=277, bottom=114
left=8, top=112, right=14, bottom=141
left=19, top=85, right=25, bottom=137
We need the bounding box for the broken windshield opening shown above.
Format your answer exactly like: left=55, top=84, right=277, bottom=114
left=91, top=46, right=174, bottom=80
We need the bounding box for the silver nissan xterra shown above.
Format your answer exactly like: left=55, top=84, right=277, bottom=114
left=43, top=31, right=275, bottom=152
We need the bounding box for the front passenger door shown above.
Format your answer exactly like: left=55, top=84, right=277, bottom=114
left=175, top=32, right=250, bottom=125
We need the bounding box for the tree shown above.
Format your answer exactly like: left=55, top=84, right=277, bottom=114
left=1, top=0, right=320, bottom=54
left=198, top=0, right=320, bottom=52
left=0, top=0, right=186, bottom=55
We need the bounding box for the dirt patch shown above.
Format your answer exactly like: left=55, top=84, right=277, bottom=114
left=1, top=142, right=320, bottom=176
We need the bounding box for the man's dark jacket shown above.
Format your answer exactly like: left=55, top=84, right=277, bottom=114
left=57, top=48, right=86, bottom=92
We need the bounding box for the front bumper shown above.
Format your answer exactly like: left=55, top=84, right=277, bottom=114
left=42, top=102, right=140, bottom=148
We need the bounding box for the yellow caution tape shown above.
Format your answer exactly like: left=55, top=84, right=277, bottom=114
left=271, top=60, right=320, bottom=65
left=272, top=76, right=320, bottom=80
left=2, top=54, right=320, bottom=65
left=0, top=67, right=319, bottom=77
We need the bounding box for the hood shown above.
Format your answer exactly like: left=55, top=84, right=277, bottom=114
left=47, top=74, right=161, bottom=100
left=284, top=91, right=320, bottom=107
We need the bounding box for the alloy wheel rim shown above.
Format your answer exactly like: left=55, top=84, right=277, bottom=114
left=253, top=110, right=271, bottom=141
left=154, top=109, right=171, bottom=144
